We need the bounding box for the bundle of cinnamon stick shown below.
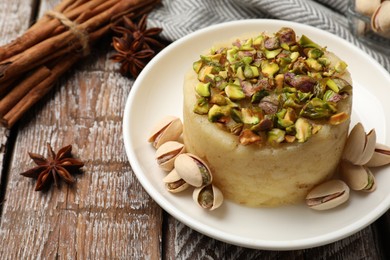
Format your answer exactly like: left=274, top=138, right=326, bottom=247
left=0, top=0, right=160, bottom=128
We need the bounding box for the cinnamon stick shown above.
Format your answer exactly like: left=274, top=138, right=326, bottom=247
left=0, top=0, right=113, bottom=61
left=0, top=0, right=147, bottom=83
left=0, top=0, right=162, bottom=128
left=1, top=55, right=80, bottom=128
left=0, top=66, right=51, bottom=116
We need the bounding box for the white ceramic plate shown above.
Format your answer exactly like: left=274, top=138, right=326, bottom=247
left=123, top=20, right=390, bottom=250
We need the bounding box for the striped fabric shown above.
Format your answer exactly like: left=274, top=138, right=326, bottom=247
left=148, top=0, right=390, bottom=72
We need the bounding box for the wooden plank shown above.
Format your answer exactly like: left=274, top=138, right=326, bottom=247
left=0, top=0, right=163, bottom=258
left=0, top=0, right=36, bottom=206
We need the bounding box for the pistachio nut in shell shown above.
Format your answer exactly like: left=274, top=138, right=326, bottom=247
left=342, top=123, right=376, bottom=165
left=340, top=160, right=376, bottom=192
left=163, top=169, right=190, bottom=193
left=148, top=116, right=183, bottom=148
left=193, top=184, right=224, bottom=210
left=366, top=143, right=390, bottom=167
left=155, top=141, right=185, bottom=172
left=174, top=153, right=213, bottom=187
left=355, top=0, right=381, bottom=16
left=306, top=179, right=350, bottom=210
left=371, top=1, right=390, bottom=38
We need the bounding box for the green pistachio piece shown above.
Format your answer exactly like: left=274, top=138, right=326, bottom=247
left=193, top=60, right=203, bottom=73
left=290, top=45, right=299, bottom=51
left=283, top=97, right=302, bottom=109
left=251, top=117, right=273, bottom=132
left=278, top=118, right=294, bottom=128
left=268, top=128, right=286, bottom=144
left=290, top=51, right=300, bottom=61
left=241, top=108, right=260, bottom=124
left=216, top=81, right=227, bottom=91
left=208, top=105, right=230, bottom=122
left=194, top=97, right=209, bottom=114
left=218, top=70, right=228, bottom=79
left=235, top=67, right=245, bottom=80
left=308, top=72, right=323, bottom=80
left=195, top=82, right=211, bottom=97
left=280, top=43, right=290, bottom=50
left=241, top=56, right=253, bottom=65
left=251, top=89, right=269, bottom=103
left=204, top=73, right=215, bottom=83
left=284, top=107, right=297, bottom=122
left=278, top=56, right=292, bottom=67
left=297, top=91, right=313, bottom=102
left=332, top=78, right=352, bottom=94
left=197, top=66, right=213, bottom=82
left=323, top=90, right=337, bottom=102
left=230, top=108, right=243, bottom=123
left=307, top=48, right=324, bottom=59
left=253, top=35, right=264, bottom=47
left=300, top=97, right=337, bottom=119
left=335, top=61, right=347, bottom=73
left=241, top=38, right=254, bottom=51
left=305, top=58, right=323, bottom=71
left=295, top=118, right=312, bottom=143
left=276, top=108, right=287, bottom=118
left=317, top=57, right=330, bottom=66
left=264, top=48, right=282, bottom=59
left=298, top=35, right=322, bottom=49
left=277, top=108, right=294, bottom=128
left=245, top=65, right=259, bottom=79
left=326, top=78, right=339, bottom=93
left=227, top=47, right=238, bottom=63
left=201, top=53, right=222, bottom=63
left=285, top=124, right=296, bottom=135
left=225, top=83, right=245, bottom=100
left=210, top=93, right=227, bottom=105
left=261, top=61, right=279, bottom=78
left=313, top=80, right=327, bottom=98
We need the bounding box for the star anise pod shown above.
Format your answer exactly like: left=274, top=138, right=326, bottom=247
left=110, top=14, right=165, bottom=78
left=110, top=37, right=155, bottom=78
left=20, top=143, right=84, bottom=192
left=112, top=14, right=165, bottom=50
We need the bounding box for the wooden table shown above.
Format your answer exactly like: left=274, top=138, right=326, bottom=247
left=1, top=0, right=389, bottom=259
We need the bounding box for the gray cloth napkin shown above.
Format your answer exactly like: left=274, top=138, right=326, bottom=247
left=149, top=0, right=390, bottom=72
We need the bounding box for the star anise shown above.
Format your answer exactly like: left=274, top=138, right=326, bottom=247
left=110, top=14, right=165, bottom=78
left=110, top=37, right=155, bottom=78
left=112, top=14, right=165, bottom=50
left=20, top=143, right=84, bottom=192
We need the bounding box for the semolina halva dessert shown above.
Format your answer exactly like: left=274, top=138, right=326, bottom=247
left=183, top=27, right=353, bottom=207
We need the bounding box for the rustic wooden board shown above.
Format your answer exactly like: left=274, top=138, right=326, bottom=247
left=0, top=0, right=163, bottom=258
left=0, top=53, right=164, bottom=258
left=0, top=0, right=36, bottom=207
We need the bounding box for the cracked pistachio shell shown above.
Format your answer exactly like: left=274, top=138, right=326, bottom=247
left=174, top=153, right=212, bottom=187
left=193, top=184, right=223, bottom=210
left=366, top=143, right=390, bottom=167
left=148, top=116, right=183, bottom=149
left=340, top=160, right=376, bottom=192
left=163, top=169, right=190, bottom=193
left=306, top=179, right=350, bottom=210
left=371, top=1, right=390, bottom=38
left=342, top=123, right=376, bottom=165
left=355, top=0, right=381, bottom=16
left=155, top=141, right=185, bottom=172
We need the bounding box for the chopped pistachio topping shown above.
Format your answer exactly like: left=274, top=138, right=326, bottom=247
left=191, top=27, right=351, bottom=145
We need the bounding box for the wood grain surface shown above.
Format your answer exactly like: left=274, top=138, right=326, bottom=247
left=0, top=0, right=389, bottom=259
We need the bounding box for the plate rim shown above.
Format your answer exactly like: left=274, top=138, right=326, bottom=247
left=123, top=19, right=390, bottom=250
